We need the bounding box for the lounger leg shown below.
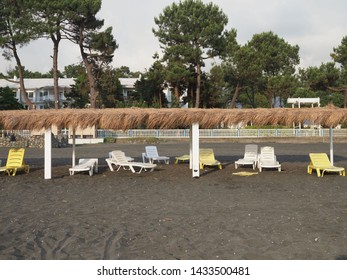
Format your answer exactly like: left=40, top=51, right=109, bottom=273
left=106, top=160, right=114, bottom=171
left=129, top=166, right=136, bottom=173
left=317, top=169, right=321, bottom=177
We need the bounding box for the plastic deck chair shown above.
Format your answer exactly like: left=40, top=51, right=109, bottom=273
left=308, top=153, right=345, bottom=177
left=235, top=144, right=258, bottom=170
left=142, top=146, right=170, bottom=164
left=0, top=148, right=30, bottom=176
left=258, top=146, right=281, bottom=172
left=199, top=148, right=222, bottom=170
left=107, top=150, right=157, bottom=174
left=69, top=158, right=98, bottom=176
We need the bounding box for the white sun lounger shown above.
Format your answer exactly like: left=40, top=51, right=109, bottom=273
left=106, top=150, right=156, bottom=174
left=258, top=146, right=281, bottom=172
left=69, top=158, right=98, bottom=176
left=142, top=146, right=170, bottom=164
left=108, top=151, right=134, bottom=162
left=235, top=144, right=258, bottom=169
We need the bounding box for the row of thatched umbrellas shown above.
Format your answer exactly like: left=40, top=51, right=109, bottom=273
left=1, top=107, right=347, bottom=130
left=1, top=107, right=347, bottom=179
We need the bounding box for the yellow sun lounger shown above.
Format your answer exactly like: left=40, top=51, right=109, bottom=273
left=0, top=148, right=30, bottom=176
left=174, top=154, right=190, bottom=164
left=308, top=153, right=345, bottom=177
left=199, top=148, right=222, bottom=170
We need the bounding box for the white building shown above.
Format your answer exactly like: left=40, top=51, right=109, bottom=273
left=118, top=78, right=139, bottom=101
left=0, top=77, right=74, bottom=109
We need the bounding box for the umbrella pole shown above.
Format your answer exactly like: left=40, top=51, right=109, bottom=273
left=190, top=122, right=200, bottom=178
left=44, top=127, right=52, bottom=179
left=72, top=128, right=76, bottom=167
left=330, top=126, right=334, bottom=165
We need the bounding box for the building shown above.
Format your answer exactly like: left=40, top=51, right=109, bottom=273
left=0, top=77, right=75, bottom=109
left=118, top=78, right=139, bottom=101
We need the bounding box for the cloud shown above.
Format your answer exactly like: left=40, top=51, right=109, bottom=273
left=1, top=0, right=346, bottom=74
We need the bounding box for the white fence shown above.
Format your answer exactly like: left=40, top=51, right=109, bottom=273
left=2, top=128, right=347, bottom=141
left=97, top=128, right=347, bottom=139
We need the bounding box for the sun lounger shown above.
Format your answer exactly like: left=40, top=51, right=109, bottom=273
left=108, top=151, right=134, bottom=162
left=174, top=154, right=190, bottom=164
left=199, top=148, right=222, bottom=170
left=69, top=158, right=98, bottom=176
left=308, top=153, right=345, bottom=177
left=258, top=146, right=281, bottom=172
left=107, top=150, right=156, bottom=174
left=235, top=144, right=258, bottom=169
left=0, top=148, right=30, bottom=176
left=142, top=146, right=170, bottom=164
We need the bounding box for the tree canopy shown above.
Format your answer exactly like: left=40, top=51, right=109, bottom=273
left=0, top=0, right=346, bottom=110
left=153, top=0, right=229, bottom=108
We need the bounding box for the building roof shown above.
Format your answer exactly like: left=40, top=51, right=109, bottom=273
left=0, top=78, right=75, bottom=90
left=119, top=78, right=139, bottom=89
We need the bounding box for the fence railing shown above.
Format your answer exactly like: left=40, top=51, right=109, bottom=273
left=96, top=128, right=347, bottom=139
left=2, top=128, right=347, bottom=140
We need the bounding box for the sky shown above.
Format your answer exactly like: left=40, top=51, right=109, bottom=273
left=1, top=0, right=347, bottom=75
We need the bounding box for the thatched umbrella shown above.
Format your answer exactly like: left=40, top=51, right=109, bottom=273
left=2, top=107, right=347, bottom=130
left=1, top=107, right=347, bottom=178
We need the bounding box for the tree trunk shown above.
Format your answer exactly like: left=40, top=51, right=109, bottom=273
left=230, top=82, right=241, bottom=109
left=52, top=30, right=61, bottom=109
left=170, top=84, right=180, bottom=107
left=344, top=89, right=347, bottom=108
left=12, top=43, right=34, bottom=109
left=195, top=63, right=201, bottom=108
left=79, top=33, right=98, bottom=109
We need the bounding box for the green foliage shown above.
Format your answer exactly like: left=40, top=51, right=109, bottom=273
left=64, top=64, right=89, bottom=108
left=134, top=57, right=168, bottom=108
left=0, top=87, right=24, bottom=110
left=248, top=31, right=300, bottom=76
left=331, top=36, right=347, bottom=67
left=6, top=66, right=63, bottom=78
left=153, top=0, right=229, bottom=107
left=97, top=66, right=123, bottom=108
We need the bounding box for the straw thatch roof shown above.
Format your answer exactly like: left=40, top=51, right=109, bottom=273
left=1, top=107, right=347, bottom=130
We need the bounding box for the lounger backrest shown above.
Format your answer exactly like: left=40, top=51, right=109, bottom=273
left=244, top=144, right=258, bottom=160
left=6, top=148, right=25, bottom=167
left=199, top=148, right=216, bottom=161
left=145, top=146, right=159, bottom=157
left=112, top=150, right=129, bottom=164
left=309, top=153, right=332, bottom=167
left=260, top=146, right=275, bottom=162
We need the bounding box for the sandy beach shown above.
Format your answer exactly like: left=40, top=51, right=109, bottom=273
left=0, top=140, right=347, bottom=260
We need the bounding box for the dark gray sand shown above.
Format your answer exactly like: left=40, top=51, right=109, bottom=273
left=1, top=141, right=347, bottom=260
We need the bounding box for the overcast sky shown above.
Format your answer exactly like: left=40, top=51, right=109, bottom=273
left=1, top=0, right=346, bottom=75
